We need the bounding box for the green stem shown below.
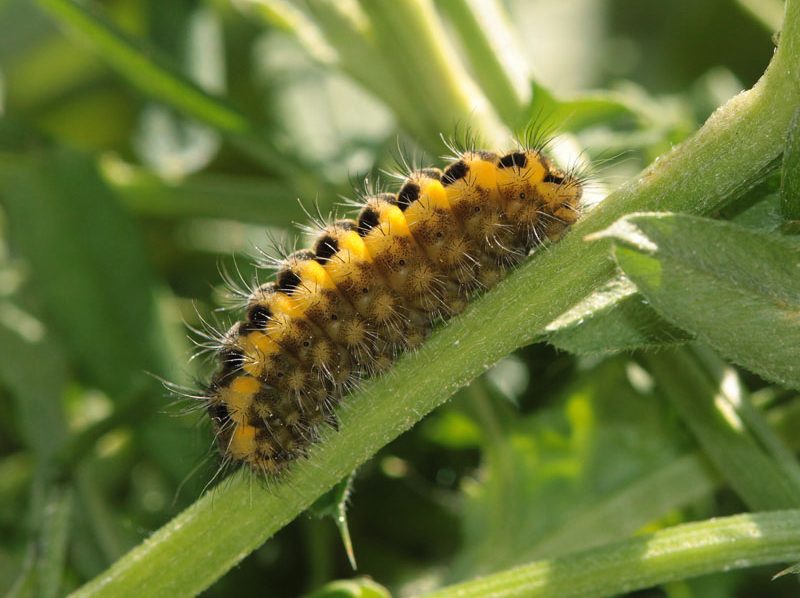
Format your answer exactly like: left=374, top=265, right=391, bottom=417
left=424, top=510, right=800, bottom=598
left=437, top=0, right=531, bottom=129
left=71, top=1, right=800, bottom=595
left=301, top=0, right=434, bottom=147
left=781, top=107, right=800, bottom=224
left=359, top=0, right=506, bottom=149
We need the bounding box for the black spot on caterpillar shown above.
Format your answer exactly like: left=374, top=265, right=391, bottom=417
left=441, top=160, right=469, bottom=186
left=498, top=152, right=527, bottom=169
left=198, top=144, right=584, bottom=476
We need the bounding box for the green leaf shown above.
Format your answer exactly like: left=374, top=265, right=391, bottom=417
left=34, top=0, right=248, bottom=135
left=733, top=192, right=784, bottom=231
left=702, top=351, right=800, bottom=494
left=32, top=0, right=300, bottom=175
left=0, top=234, right=74, bottom=598
left=782, top=106, right=800, bottom=226
left=450, top=358, right=684, bottom=579
left=67, top=3, right=800, bottom=591
left=529, top=82, right=643, bottom=133
left=34, top=484, right=73, bottom=598
left=547, top=275, right=692, bottom=354
left=132, top=6, right=224, bottom=178
left=0, top=313, right=68, bottom=458
left=527, top=453, right=718, bottom=558
left=100, top=157, right=301, bottom=226
left=645, top=346, right=800, bottom=511
left=0, top=320, right=72, bottom=598
left=1, top=148, right=168, bottom=398
left=595, top=212, right=800, bottom=389
left=718, top=156, right=782, bottom=221
left=0, top=227, right=69, bottom=459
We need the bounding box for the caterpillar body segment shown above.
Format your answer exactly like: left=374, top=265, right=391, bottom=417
left=203, top=146, right=584, bottom=474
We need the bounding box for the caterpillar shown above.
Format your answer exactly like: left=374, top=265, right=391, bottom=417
left=200, top=142, right=583, bottom=476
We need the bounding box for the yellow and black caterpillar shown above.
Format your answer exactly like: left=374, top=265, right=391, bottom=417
left=203, top=146, right=583, bottom=475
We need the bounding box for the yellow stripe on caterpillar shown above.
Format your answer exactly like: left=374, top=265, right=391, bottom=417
left=201, top=142, right=585, bottom=476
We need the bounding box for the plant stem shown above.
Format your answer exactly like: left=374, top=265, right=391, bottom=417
left=781, top=107, right=800, bottom=223
left=302, top=0, right=434, bottom=147
left=359, top=0, right=506, bottom=149
left=71, top=1, right=800, bottom=595
left=437, top=0, right=531, bottom=128
left=424, top=510, right=800, bottom=598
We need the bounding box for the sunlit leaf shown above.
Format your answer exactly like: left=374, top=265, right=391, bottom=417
left=547, top=275, right=691, bottom=354
left=2, top=148, right=169, bottom=398
left=596, top=212, right=800, bottom=389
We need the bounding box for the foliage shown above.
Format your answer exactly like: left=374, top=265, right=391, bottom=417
left=0, top=0, right=799, bottom=597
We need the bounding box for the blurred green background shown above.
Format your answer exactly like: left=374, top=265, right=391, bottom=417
left=0, top=0, right=796, bottom=596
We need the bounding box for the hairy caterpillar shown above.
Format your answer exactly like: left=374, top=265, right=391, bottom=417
left=199, top=141, right=583, bottom=476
